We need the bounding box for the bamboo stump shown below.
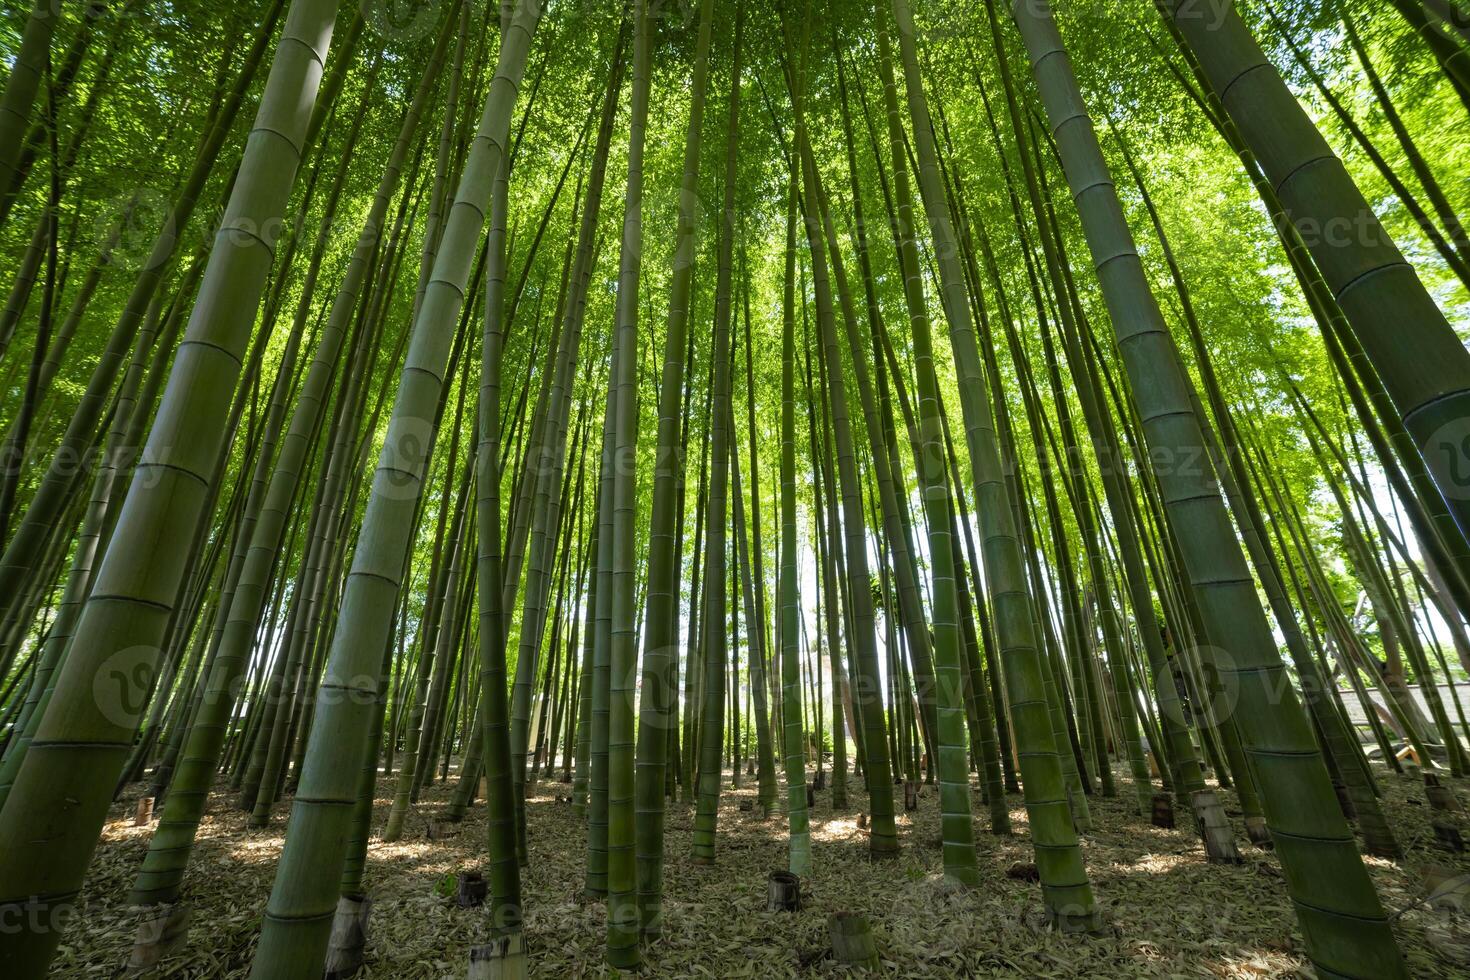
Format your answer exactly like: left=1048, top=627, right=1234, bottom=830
left=903, top=781, right=919, bottom=811
left=457, top=871, right=488, bottom=908
left=133, top=796, right=154, bottom=827
left=126, top=903, right=190, bottom=972
left=1243, top=815, right=1273, bottom=849
left=1426, top=772, right=1463, bottom=813
left=768, top=870, right=801, bottom=912
left=1005, top=861, right=1040, bottom=882
left=427, top=817, right=461, bottom=840
left=323, top=893, right=373, bottom=979
left=1150, top=793, right=1175, bottom=829
left=468, top=932, right=528, bottom=980
left=1190, top=789, right=1243, bottom=864
left=1434, top=819, right=1466, bottom=852
left=828, top=912, right=879, bottom=968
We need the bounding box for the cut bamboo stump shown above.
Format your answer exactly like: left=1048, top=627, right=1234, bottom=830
left=427, top=817, right=461, bottom=840
left=457, top=871, right=488, bottom=908
left=323, top=893, right=372, bottom=979
left=1190, top=789, right=1243, bottom=864
left=479, top=776, right=488, bottom=800
left=1150, top=793, right=1175, bottom=829
left=1434, top=819, right=1466, bottom=852
left=767, top=870, right=801, bottom=912
left=468, top=932, right=528, bottom=980
left=126, top=903, right=190, bottom=972
left=133, top=796, right=154, bottom=827
left=1426, top=772, right=1463, bottom=813
left=828, top=912, right=879, bottom=968
left=1243, top=814, right=1273, bottom=849
left=1005, top=861, right=1040, bottom=883
left=903, top=781, right=919, bottom=811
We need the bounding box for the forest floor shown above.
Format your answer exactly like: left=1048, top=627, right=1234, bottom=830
left=64, top=764, right=1470, bottom=978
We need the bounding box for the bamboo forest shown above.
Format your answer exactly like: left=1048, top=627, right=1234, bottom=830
left=7, top=0, right=1470, bottom=976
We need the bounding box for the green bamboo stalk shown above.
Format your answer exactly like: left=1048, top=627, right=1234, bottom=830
left=632, top=0, right=714, bottom=937
left=1012, top=2, right=1403, bottom=971
left=1162, top=0, right=1470, bottom=564
left=0, top=0, right=339, bottom=970
left=0, top=0, right=290, bottom=627
left=778, top=165, right=812, bottom=876
left=128, top=17, right=450, bottom=901
left=604, top=0, right=651, bottom=965
left=0, top=0, right=61, bottom=225
left=692, top=8, right=746, bottom=864
left=248, top=5, right=542, bottom=973
left=891, top=0, right=1098, bottom=927
left=789, top=2, right=899, bottom=857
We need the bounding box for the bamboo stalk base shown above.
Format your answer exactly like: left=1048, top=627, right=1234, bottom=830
left=1190, top=789, right=1244, bottom=864
left=1243, top=815, right=1273, bottom=849
left=1047, top=902, right=1108, bottom=935
left=126, top=903, right=190, bottom=973
left=323, top=893, right=372, bottom=980
left=1425, top=773, right=1463, bottom=812
left=768, top=870, right=801, bottom=911
left=1360, top=820, right=1405, bottom=860
left=1069, top=787, right=1091, bottom=833
left=1433, top=819, right=1466, bottom=852
left=456, top=871, right=488, bottom=908
left=828, top=912, right=878, bottom=968
left=1333, top=782, right=1356, bottom=820
left=468, top=932, right=528, bottom=980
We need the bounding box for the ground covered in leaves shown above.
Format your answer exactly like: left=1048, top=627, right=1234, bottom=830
left=65, top=764, right=1470, bottom=977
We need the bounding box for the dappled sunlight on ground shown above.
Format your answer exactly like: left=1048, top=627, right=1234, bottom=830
left=56, top=763, right=1470, bottom=977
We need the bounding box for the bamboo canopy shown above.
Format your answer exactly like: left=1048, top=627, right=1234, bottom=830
left=1, top=0, right=1470, bottom=976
